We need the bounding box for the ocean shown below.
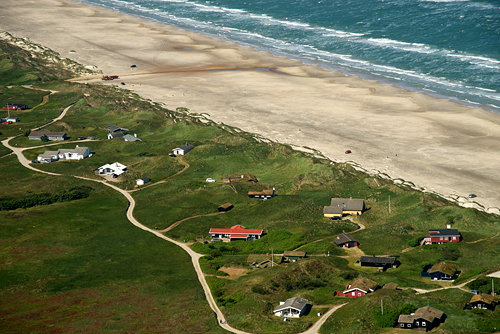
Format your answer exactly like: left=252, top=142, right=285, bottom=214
left=78, top=0, right=500, bottom=112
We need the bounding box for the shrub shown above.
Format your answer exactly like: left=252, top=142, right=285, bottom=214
left=251, top=285, right=270, bottom=295
left=407, top=236, right=423, bottom=247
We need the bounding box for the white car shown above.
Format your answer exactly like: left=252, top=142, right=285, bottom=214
left=206, top=178, right=216, bottom=183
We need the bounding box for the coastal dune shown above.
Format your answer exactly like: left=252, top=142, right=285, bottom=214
left=1, top=0, right=499, bottom=212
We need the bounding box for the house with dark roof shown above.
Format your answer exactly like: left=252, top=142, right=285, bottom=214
left=323, top=198, right=365, bottom=218
left=209, top=225, right=264, bottom=241
left=136, top=177, right=151, bottom=186
left=218, top=203, right=234, bottom=212
left=334, top=233, right=359, bottom=248
left=108, top=132, right=124, bottom=139
left=29, top=129, right=67, bottom=141
left=273, top=297, right=308, bottom=318
left=421, top=262, right=459, bottom=281
left=423, top=227, right=461, bottom=245
left=464, top=293, right=498, bottom=311
left=358, top=256, right=397, bottom=270
left=248, top=188, right=275, bottom=199
left=283, top=251, right=306, bottom=262
left=335, top=277, right=378, bottom=298
left=173, top=144, right=194, bottom=155
left=108, top=124, right=129, bottom=133
left=396, top=306, right=446, bottom=331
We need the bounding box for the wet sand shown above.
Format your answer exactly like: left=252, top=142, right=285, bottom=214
left=1, top=0, right=499, bottom=213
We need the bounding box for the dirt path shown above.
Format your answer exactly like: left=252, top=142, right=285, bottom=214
left=158, top=212, right=221, bottom=233
left=128, top=155, right=190, bottom=192
left=301, top=303, right=347, bottom=334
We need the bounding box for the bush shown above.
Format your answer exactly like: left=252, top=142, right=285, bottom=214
left=0, top=186, right=93, bottom=211
left=251, top=285, right=270, bottom=295
left=373, top=304, right=417, bottom=328
left=407, top=236, right=423, bottom=247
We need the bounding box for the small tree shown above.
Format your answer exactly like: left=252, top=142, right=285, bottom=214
left=24, top=129, right=31, bottom=137
left=40, top=134, right=49, bottom=142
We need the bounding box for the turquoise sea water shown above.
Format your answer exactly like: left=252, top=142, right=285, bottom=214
left=79, top=0, right=500, bottom=111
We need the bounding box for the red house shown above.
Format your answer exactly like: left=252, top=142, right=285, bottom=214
left=424, top=227, right=461, bottom=245
left=334, top=233, right=359, bottom=248
left=335, top=278, right=378, bottom=298
left=209, top=225, right=264, bottom=241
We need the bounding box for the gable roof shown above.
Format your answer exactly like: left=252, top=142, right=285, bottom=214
left=429, top=229, right=460, bottom=237
left=329, top=198, right=364, bottom=211
left=469, top=293, right=498, bottom=305
left=430, top=262, right=458, bottom=276
left=108, top=124, right=129, bottom=132
left=398, top=306, right=444, bottom=324
left=110, top=132, right=124, bottom=138
left=360, top=256, right=396, bottom=265
left=323, top=206, right=344, bottom=214
left=273, top=297, right=308, bottom=313
left=413, top=306, right=445, bottom=322
left=334, top=233, right=358, bottom=246
left=209, top=225, right=263, bottom=235
left=345, top=277, right=378, bottom=293
left=122, top=134, right=142, bottom=141
left=139, top=177, right=150, bottom=182
left=248, top=189, right=274, bottom=196
left=218, top=203, right=233, bottom=210
left=29, top=129, right=67, bottom=138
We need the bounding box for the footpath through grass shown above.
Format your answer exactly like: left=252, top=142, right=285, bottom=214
left=1, top=34, right=500, bottom=334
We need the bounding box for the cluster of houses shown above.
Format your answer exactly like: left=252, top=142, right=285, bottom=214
left=107, top=124, right=142, bottom=142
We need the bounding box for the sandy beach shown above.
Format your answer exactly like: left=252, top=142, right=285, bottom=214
left=1, top=0, right=499, bottom=212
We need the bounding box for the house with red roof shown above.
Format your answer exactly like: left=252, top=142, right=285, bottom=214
left=334, top=278, right=378, bottom=298
left=209, top=225, right=264, bottom=241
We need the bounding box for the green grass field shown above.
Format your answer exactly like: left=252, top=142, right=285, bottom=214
left=1, top=35, right=500, bottom=334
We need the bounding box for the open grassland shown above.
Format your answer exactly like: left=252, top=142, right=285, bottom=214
left=0, top=157, right=223, bottom=334
left=1, top=36, right=500, bottom=333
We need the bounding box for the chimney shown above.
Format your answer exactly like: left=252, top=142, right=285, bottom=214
left=134, top=133, right=137, bottom=137
left=76, top=145, right=79, bottom=147
left=447, top=224, right=451, bottom=229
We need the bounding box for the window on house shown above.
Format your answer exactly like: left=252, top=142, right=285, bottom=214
left=440, top=237, right=443, bottom=240
left=358, top=292, right=361, bottom=296
left=352, top=292, right=355, bottom=296
left=453, top=237, right=456, bottom=240
left=422, top=322, right=426, bottom=326
left=407, top=324, right=411, bottom=328
left=416, top=321, right=419, bottom=326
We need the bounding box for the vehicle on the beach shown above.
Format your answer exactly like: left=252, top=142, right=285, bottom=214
left=2, top=121, right=12, bottom=125
left=88, top=136, right=99, bottom=140
left=31, top=160, right=40, bottom=164
left=130, top=64, right=137, bottom=68
left=169, top=153, right=176, bottom=157
left=345, top=150, right=352, bottom=154
left=468, top=194, right=477, bottom=198
left=101, top=75, right=119, bottom=80
left=206, top=178, right=216, bottom=182
left=78, top=136, right=86, bottom=140
left=121, top=82, right=126, bottom=85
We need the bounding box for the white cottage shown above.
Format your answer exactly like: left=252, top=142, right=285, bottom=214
left=97, top=162, right=127, bottom=177
left=173, top=144, right=194, bottom=155
left=38, top=145, right=91, bottom=163
left=136, top=177, right=151, bottom=185
left=273, top=297, right=308, bottom=318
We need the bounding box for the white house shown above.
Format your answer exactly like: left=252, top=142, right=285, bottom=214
left=273, top=297, right=308, bottom=318
left=6, top=117, right=19, bottom=122
left=136, top=177, right=151, bottom=185
left=97, top=162, right=127, bottom=177
left=37, top=145, right=91, bottom=163
left=173, top=144, right=194, bottom=155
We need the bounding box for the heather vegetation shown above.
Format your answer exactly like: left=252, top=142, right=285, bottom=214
left=1, top=37, right=500, bottom=333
